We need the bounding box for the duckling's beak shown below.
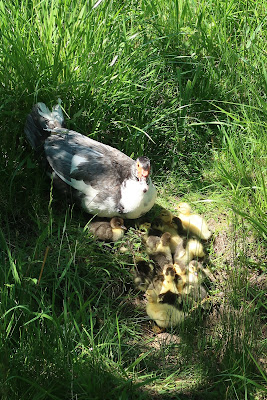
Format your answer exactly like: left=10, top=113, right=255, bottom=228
left=121, top=224, right=127, bottom=230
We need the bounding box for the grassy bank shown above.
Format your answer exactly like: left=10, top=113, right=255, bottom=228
left=0, top=0, right=266, bottom=399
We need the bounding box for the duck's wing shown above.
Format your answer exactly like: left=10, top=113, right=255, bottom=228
left=44, top=129, right=134, bottom=194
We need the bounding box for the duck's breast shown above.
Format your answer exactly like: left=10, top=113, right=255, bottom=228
left=120, top=178, right=157, bottom=219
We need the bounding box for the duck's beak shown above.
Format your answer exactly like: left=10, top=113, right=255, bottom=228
left=121, top=225, right=127, bottom=230
left=137, top=165, right=150, bottom=180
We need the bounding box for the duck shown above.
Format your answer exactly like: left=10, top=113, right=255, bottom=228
left=145, top=232, right=173, bottom=269
left=176, top=202, right=212, bottom=240
left=89, top=217, right=127, bottom=241
left=174, top=238, right=205, bottom=265
left=25, top=100, right=157, bottom=219
left=146, top=288, right=186, bottom=328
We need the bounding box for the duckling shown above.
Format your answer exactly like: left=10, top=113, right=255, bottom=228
left=138, top=221, right=152, bottom=230
left=174, top=238, right=205, bottom=265
left=132, top=258, right=155, bottom=291
left=159, top=209, right=184, bottom=234
left=89, top=217, right=126, bottom=241
left=152, top=218, right=184, bottom=254
left=146, top=289, right=186, bottom=328
left=176, top=202, right=212, bottom=240
left=158, top=264, right=185, bottom=296
left=145, top=232, right=173, bottom=268
left=174, top=261, right=208, bottom=302
left=137, top=221, right=162, bottom=243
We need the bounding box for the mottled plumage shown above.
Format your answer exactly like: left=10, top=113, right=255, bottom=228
left=25, top=100, right=157, bottom=218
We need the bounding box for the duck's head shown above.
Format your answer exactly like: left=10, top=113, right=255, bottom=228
left=177, top=202, right=192, bottom=215
left=110, top=217, right=127, bottom=230
left=135, top=157, right=151, bottom=183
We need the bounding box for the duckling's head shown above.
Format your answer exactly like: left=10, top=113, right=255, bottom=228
left=152, top=218, right=165, bottom=232
left=138, top=222, right=151, bottom=233
left=162, top=264, right=185, bottom=293
left=159, top=209, right=173, bottom=223
left=161, top=232, right=172, bottom=246
left=146, top=288, right=158, bottom=303
left=177, top=202, right=192, bottom=215
left=145, top=235, right=161, bottom=251
left=110, top=217, right=127, bottom=230
left=162, top=263, right=176, bottom=277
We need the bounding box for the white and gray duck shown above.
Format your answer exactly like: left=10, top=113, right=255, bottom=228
left=24, top=100, right=157, bottom=219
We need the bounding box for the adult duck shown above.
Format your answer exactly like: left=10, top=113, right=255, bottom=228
left=24, top=100, right=157, bottom=219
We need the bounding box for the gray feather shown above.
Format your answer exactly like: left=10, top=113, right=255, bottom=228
left=24, top=100, right=64, bottom=152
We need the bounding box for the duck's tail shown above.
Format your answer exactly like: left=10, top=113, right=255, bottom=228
left=24, top=99, right=64, bottom=153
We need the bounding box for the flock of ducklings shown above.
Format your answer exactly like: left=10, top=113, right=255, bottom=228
left=89, top=202, right=213, bottom=330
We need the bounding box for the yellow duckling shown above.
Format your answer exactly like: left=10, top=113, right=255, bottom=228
left=145, top=232, right=173, bottom=268
left=158, top=264, right=185, bottom=297
left=138, top=221, right=152, bottom=242
left=159, top=209, right=184, bottom=233
left=89, top=217, right=126, bottom=241
left=176, top=202, right=212, bottom=240
left=146, top=289, right=186, bottom=328
left=174, top=238, right=205, bottom=265
left=152, top=217, right=183, bottom=254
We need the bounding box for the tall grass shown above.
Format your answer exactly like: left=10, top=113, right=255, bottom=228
left=0, top=0, right=266, bottom=398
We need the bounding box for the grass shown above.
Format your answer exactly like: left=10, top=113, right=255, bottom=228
left=0, top=0, right=266, bottom=399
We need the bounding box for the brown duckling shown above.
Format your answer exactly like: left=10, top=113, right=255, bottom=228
left=89, top=217, right=126, bottom=241
left=176, top=202, right=212, bottom=240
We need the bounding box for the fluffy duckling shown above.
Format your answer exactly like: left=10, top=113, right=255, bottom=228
left=146, top=289, right=186, bottom=328
left=176, top=202, right=212, bottom=240
left=174, top=238, right=205, bottom=265
left=159, top=209, right=184, bottom=234
left=152, top=218, right=184, bottom=254
left=89, top=217, right=126, bottom=241
left=173, top=261, right=208, bottom=302
left=145, top=232, right=173, bottom=268
left=158, top=264, right=185, bottom=297
left=138, top=221, right=152, bottom=241
left=138, top=221, right=162, bottom=243
left=132, top=258, right=155, bottom=291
